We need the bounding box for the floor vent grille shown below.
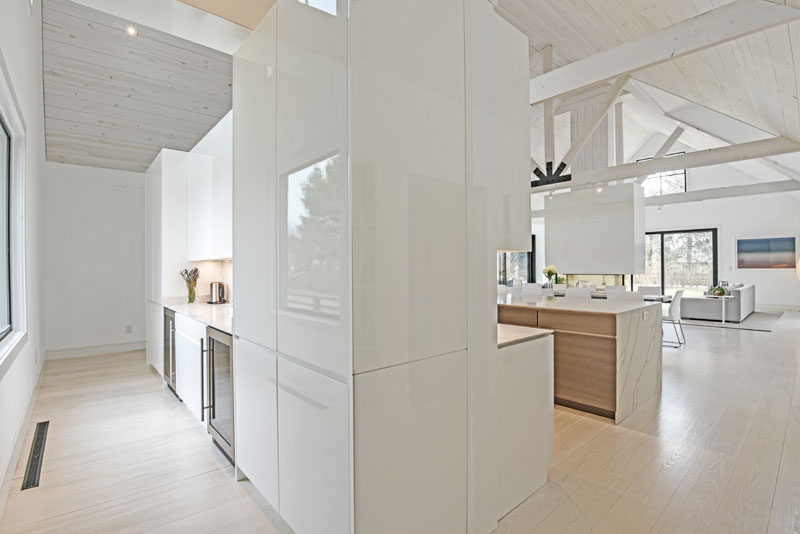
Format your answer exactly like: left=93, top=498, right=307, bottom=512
left=21, top=421, right=49, bottom=490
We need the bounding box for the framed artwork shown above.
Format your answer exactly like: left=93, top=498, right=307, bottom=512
left=736, top=237, right=796, bottom=269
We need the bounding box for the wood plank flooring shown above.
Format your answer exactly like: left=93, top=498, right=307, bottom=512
left=0, top=351, right=290, bottom=534
left=498, top=310, right=800, bottom=534
left=1, top=311, right=799, bottom=533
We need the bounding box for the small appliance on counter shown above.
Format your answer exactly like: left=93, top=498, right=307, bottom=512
left=208, top=282, right=226, bottom=304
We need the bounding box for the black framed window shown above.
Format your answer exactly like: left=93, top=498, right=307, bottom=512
left=632, top=228, right=718, bottom=297
left=497, top=235, right=536, bottom=286
left=636, top=152, right=686, bottom=197
left=0, top=115, right=11, bottom=340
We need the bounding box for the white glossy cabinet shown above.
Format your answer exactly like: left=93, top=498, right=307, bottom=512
left=278, top=358, right=349, bottom=534
left=354, top=350, right=467, bottom=533
left=174, top=314, right=206, bottom=421
left=495, top=335, right=554, bottom=519
left=233, top=338, right=279, bottom=510
left=350, top=0, right=467, bottom=375
left=189, top=111, right=233, bottom=261
left=145, top=301, right=163, bottom=375
left=276, top=0, right=350, bottom=381
left=232, top=10, right=277, bottom=350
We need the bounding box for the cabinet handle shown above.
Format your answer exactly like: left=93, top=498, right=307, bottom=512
left=200, top=337, right=212, bottom=421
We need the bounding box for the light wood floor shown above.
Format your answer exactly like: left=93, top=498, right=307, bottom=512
left=0, top=351, right=290, bottom=534
left=1, top=311, right=799, bottom=533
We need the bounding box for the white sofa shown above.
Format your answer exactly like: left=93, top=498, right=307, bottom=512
left=680, top=284, right=755, bottom=323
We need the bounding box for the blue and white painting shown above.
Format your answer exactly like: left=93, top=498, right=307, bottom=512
left=737, top=237, right=796, bottom=269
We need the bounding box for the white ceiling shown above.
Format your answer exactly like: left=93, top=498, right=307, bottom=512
left=42, top=0, right=233, bottom=172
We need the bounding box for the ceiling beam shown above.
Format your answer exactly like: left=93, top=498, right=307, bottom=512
left=529, top=0, right=800, bottom=105
left=542, top=45, right=556, bottom=164
left=654, top=126, right=685, bottom=159
left=556, top=75, right=630, bottom=175
left=645, top=180, right=800, bottom=205
left=531, top=136, right=800, bottom=192
left=614, top=102, right=624, bottom=166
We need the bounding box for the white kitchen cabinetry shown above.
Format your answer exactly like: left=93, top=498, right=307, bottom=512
left=233, top=337, right=279, bottom=510
left=174, top=314, right=206, bottom=422
left=353, top=350, right=468, bottom=533
left=232, top=16, right=277, bottom=350
left=145, top=301, right=163, bottom=375
left=189, top=111, right=233, bottom=261
left=278, top=358, right=349, bottom=534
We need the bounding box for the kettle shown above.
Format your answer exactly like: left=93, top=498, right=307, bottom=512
left=208, top=282, right=226, bottom=304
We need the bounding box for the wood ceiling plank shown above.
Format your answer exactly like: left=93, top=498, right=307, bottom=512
left=43, top=53, right=231, bottom=109
left=42, top=21, right=231, bottom=84
left=530, top=0, right=800, bottom=104
left=44, top=82, right=219, bottom=126
left=43, top=71, right=229, bottom=120
left=44, top=0, right=231, bottom=63
left=41, top=8, right=232, bottom=76
left=45, top=117, right=197, bottom=151
left=765, top=24, right=800, bottom=139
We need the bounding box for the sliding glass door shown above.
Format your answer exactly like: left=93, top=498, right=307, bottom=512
left=633, top=229, right=717, bottom=297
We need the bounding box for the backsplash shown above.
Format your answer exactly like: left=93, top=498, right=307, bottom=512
left=184, top=259, right=233, bottom=303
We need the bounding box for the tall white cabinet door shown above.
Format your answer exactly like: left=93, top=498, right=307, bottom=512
left=278, top=359, right=350, bottom=534
left=234, top=338, right=279, bottom=510
left=188, top=153, right=214, bottom=261
left=175, top=315, right=206, bottom=421
left=353, top=351, right=467, bottom=534
left=233, top=8, right=277, bottom=350
left=276, top=0, right=350, bottom=381
left=350, top=0, right=467, bottom=375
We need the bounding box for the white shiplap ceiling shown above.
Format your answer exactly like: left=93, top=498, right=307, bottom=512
left=42, top=0, right=233, bottom=172
left=501, top=0, right=800, bottom=161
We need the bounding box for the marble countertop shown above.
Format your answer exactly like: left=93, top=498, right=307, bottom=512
left=498, top=295, right=658, bottom=315
left=161, top=297, right=233, bottom=334
left=497, top=324, right=553, bottom=348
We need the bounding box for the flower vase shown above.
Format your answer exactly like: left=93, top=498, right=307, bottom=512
left=187, top=281, right=197, bottom=304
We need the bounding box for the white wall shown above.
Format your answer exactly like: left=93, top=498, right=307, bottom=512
left=43, top=162, right=145, bottom=355
left=633, top=137, right=800, bottom=308
left=0, top=0, right=45, bottom=517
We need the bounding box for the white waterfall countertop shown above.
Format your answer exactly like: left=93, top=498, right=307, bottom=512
left=161, top=297, right=233, bottom=335
left=497, top=324, right=553, bottom=348
left=499, top=295, right=657, bottom=315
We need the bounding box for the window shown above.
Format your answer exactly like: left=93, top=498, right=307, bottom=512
left=497, top=236, right=535, bottom=286
left=633, top=229, right=717, bottom=298
left=637, top=152, right=686, bottom=197
left=0, top=116, right=10, bottom=339
left=297, top=0, right=337, bottom=16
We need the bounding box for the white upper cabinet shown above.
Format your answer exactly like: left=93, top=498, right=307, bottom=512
left=232, top=10, right=278, bottom=350
left=189, top=111, right=233, bottom=261
left=349, top=0, right=467, bottom=374
left=276, top=0, right=350, bottom=380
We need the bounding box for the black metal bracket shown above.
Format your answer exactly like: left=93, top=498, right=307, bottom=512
left=531, top=161, right=571, bottom=188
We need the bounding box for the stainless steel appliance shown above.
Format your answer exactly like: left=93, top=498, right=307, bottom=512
left=163, top=309, right=176, bottom=392
left=204, top=327, right=234, bottom=461
left=208, top=282, right=226, bottom=304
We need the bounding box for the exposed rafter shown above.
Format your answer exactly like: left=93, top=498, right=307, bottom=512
left=645, top=180, right=800, bottom=205
left=532, top=137, right=800, bottom=192
left=614, top=102, right=624, bottom=166
left=635, top=126, right=686, bottom=183
left=529, top=0, right=800, bottom=105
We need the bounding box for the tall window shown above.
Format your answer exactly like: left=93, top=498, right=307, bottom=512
left=637, top=152, right=686, bottom=197
left=0, top=116, right=11, bottom=339
left=497, top=236, right=535, bottom=286
left=633, top=229, right=717, bottom=298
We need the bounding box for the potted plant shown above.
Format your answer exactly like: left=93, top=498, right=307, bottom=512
left=542, top=265, right=558, bottom=288
left=711, top=286, right=726, bottom=297
left=180, top=267, right=200, bottom=303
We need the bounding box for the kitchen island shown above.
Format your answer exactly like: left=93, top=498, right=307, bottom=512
left=498, top=297, right=661, bottom=423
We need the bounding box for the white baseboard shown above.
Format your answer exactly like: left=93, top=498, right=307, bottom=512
left=46, top=341, right=146, bottom=360
left=756, top=304, right=800, bottom=312
left=0, top=370, right=42, bottom=522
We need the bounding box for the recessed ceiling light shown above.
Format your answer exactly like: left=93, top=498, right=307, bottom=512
left=126, top=24, right=137, bottom=37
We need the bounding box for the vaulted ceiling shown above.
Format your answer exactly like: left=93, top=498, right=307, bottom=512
left=499, top=0, right=800, bottom=160
left=42, top=0, right=233, bottom=172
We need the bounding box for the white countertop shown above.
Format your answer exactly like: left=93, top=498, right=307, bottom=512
left=498, top=295, right=658, bottom=315
left=161, top=297, right=233, bottom=334
left=497, top=324, right=553, bottom=348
